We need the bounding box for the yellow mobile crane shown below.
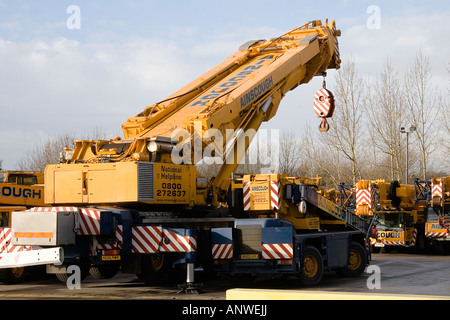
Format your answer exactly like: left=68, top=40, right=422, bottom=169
left=45, top=20, right=340, bottom=208
left=423, top=176, right=450, bottom=253
left=1, top=20, right=371, bottom=287
left=0, top=170, right=45, bottom=211
left=0, top=170, right=46, bottom=283
left=354, top=179, right=429, bottom=253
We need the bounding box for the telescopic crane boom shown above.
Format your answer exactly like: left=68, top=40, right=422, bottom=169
left=47, top=20, right=340, bottom=209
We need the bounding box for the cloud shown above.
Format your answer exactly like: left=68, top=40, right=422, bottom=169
left=1, top=6, right=448, bottom=169
left=0, top=33, right=232, bottom=168
left=0, top=129, right=50, bottom=169
left=341, top=9, right=450, bottom=84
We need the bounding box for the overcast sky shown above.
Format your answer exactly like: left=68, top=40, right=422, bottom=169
left=0, top=0, right=449, bottom=169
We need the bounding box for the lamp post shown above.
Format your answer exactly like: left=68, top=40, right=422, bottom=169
left=400, top=125, right=416, bottom=184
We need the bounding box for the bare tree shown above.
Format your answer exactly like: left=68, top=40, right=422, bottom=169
left=292, top=125, right=317, bottom=177
left=438, top=65, right=450, bottom=169
left=17, top=132, right=75, bottom=171
left=294, top=125, right=345, bottom=188
left=16, top=128, right=116, bottom=171
left=366, top=59, right=405, bottom=181
left=315, top=143, right=346, bottom=187
left=404, top=49, right=439, bottom=179
left=437, top=96, right=450, bottom=171
left=325, top=59, right=365, bottom=184
left=277, top=131, right=303, bottom=176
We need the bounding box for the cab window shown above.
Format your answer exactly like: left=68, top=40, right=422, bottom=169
left=427, top=207, right=440, bottom=223
left=0, top=211, right=9, bottom=227
left=7, top=174, right=38, bottom=186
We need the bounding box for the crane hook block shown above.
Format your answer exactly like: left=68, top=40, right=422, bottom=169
left=313, top=88, right=335, bottom=118
left=318, top=118, right=330, bottom=132
left=314, top=88, right=335, bottom=132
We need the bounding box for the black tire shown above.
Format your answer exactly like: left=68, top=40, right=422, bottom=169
left=89, top=263, right=120, bottom=279
left=413, top=229, right=427, bottom=253
left=0, top=267, right=27, bottom=284
left=298, top=245, right=324, bottom=286
left=55, top=264, right=90, bottom=283
left=336, top=241, right=367, bottom=277
left=136, top=253, right=180, bottom=285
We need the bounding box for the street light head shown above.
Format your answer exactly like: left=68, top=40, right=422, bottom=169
left=410, top=125, right=416, bottom=132
left=400, top=127, right=406, bottom=133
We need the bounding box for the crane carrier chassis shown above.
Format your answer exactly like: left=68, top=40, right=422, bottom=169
left=1, top=179, right=370, bottom=288
left=0, top=20, right=371, bottom=288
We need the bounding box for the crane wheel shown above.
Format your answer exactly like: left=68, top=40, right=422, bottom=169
left=90, top=263, right=120, bottom=279
left=136, top=253, right=183, bottom=285
left=297, top=245, right=324, bottom=286
left=0, top=267, right=27, bottom=284
left=432, top=196, right=440, bottom=207
left=336, top=241, right=367, bottom=277
left=54, top=264, right=90, bottom=283
left=137, top=254, right=165, bottom=285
